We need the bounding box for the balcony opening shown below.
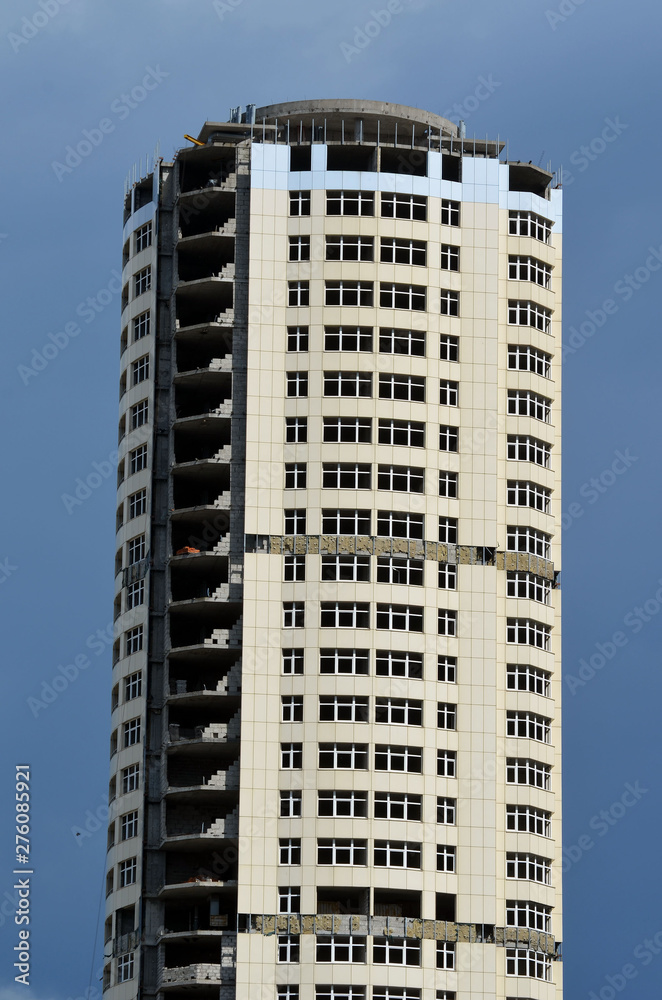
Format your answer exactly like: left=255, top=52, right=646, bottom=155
left=327, top=145, right=376, bottom=172
left=435, top=892, right=456, bottom=922
left=290, top=146, right=311, bottom=171
left=134, top=177, right=152, bottom=211
left=179, top=153, right=236, bottom=194
left=317, top=887, right=369, bottom=916
left=509, top=162, right=550, bottom=198
left=380, top=147, right=427, bottom=176
left=442, top=154, right=461, bottom=182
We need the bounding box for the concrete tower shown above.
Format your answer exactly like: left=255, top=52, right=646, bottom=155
left=105, top=100, right=562, bottom=1000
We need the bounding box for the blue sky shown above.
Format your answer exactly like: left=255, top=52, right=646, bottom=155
left=1, top=0, right=661, bottom=996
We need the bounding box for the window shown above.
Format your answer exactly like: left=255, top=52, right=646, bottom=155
left=283, top=602, right=305, bottom=628
left=326, top=235, right=374, bottom=261
left=289, top=236, right=310, bottom=262
left=507, top=435, right=551, bottom=468
left=279, top=838, right=301, bottom=864
left=132, top=355, right=149, bottom=386
left=379, top=328, right=425, bottom=356
left=440, top=244, right=460, bottom=270
left=375, top=744, right=422, bottom=773
left=133, top=311, right=150, bottom=341
left=437, top=610, right=457, bottom=636
left=436, top=942, right=455, bottom=970
left=117, top=953, right=135, bottom=982
left=321, top=555, right=370, bottom=582
left=376, top=557, right=423, bottom=586
left=374, top=990, right=420, bottom=1000
left=324, top=327, right=373, bottom=352
left=134, top=267, right=151, bottom=296
left=124, top=672, right=142, bottom=700
left=507, top=572, right=552, bottom=604
left=319, top=696, right=369, bottom=723
left=327, top=190, right=374, bottom=216
left=436, top=845, right=456, bottom=872
left=286, top=417, right=307, bottom=443
left=437, top=703, right=456, bottom=730
left=290, top=190, right=310, bottom=216
left=317, top=839, right=367, bottom=865
left=507, top=664, right=550, bottom=697
left=319, top=743, right=368, bottom=769
left=325, top=281, right=374, bottom=307
left=508, top=255, right=551, bottom=287
left=378, top=419, right=424, bottom=447
left=287, top=326, right=309, bottom=352
left=321, top=509, right=371, bottom=534
left=284, top=509, right=306, bottom=534
left=506, top=899, right=552, bottom=931
left=316, top=936, right=366, bottom=962
left=281, top=743, right=303, bottom=769
left=507, top=805, right=551, bottom=837
left=324, top=371, right=372, bottom=397
left=134, top=222, right=152, bottom=253
left=121, top=763, right=140, bottom=794
left=437, top=797, right=456, bottom=824
left=507, top=618, right=551, bottom=650
left=380, top=238, right=426, bottom=266
left=438, top=563, right=457, bottom=590
left=506, top=852, right=551, bottom=884
left=506, top=948, right=552, bottom=981
left=376, top=604, right=423, bottom=632
left=377, top=510, right=424, bottom=539
left=125, top=626, right=143, bottom=656
left=440, top=290, right=459, bottom=316
left=120, top=811, right=138, bottom=840
left=507, top=711, right=551, bottom=743
left=507, top=759, right=551, bottom=790
left=285, top=463, right=307, bottom=490
left=379, top=374, right=425, bottom=402
left=126, top=535, right=146, bottom=566
left=281, top=696, right=304, bottom=723
left=377, top=465, right=424, bottom=494
left=322, top=463, right=371, bottom=489
left=318, top=790, right=367, bottom=817
left=441, top=199, right=460, bottom=226
left=373, top=938, right=421, bottom=966
left=282, top=648, right=304, bottom=675
left=128, top=489, right=147, bottom=519
left=374, top=792, right=421, bottom=821
left=288, top=281, right=309, bottom=307
left=380, top=283, right=426, bottom=311
left=508, top=389, right=552, bottom=423
left=123, top=718, right=141, bottom=748
left=439, top=336, right=459, bottom=364
left=439, top=426, right=458, bottom=452
left=507, top=344, right=551, bottom=378
left=317, top=988, right=365, bottom=1000
left=508, top=210, right=552, bottom=243
left=280, top=791, right=302, bottom=817
left=508, top=300, right=551, bottom=333
left=320, top=648, right=370, bottom=674
left=323, top=417, right=372, bottom=443
left=129, top=445, right=148, bottom=475
left=279, top=988, right=300, bottom=1000
left=279, top=886, right=301, bottom=914
left=438, top=472, right=458, bottom=499
left=507, top=526, right=551, bottom=558
left=118, top=857, right=137, bottom=887
left=278, top=935, right=300, bottom=963
left=375, top=698, right=422, bottom=726
left=130, top=400, right=148, bottom=429
left=507, top=480, right=551, bottom=513
left=437, top=751, right=456, bottom=777
left=439, top=380, right=458, bottom=406
left=381, top=192, right=427, bottom=220
left=375, top=650, right=422, bottom=678
left=437, top=656, right=457, bottom=683
left=126, top=579, right=144, bottom=609
left=320, top=603, right=370, bottom=628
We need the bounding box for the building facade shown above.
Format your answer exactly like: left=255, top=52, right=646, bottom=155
left=105, top=100, right=563, bottom=1000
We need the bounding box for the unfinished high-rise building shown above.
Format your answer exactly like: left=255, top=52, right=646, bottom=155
left=104, top=99, right=563, bottom=1000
